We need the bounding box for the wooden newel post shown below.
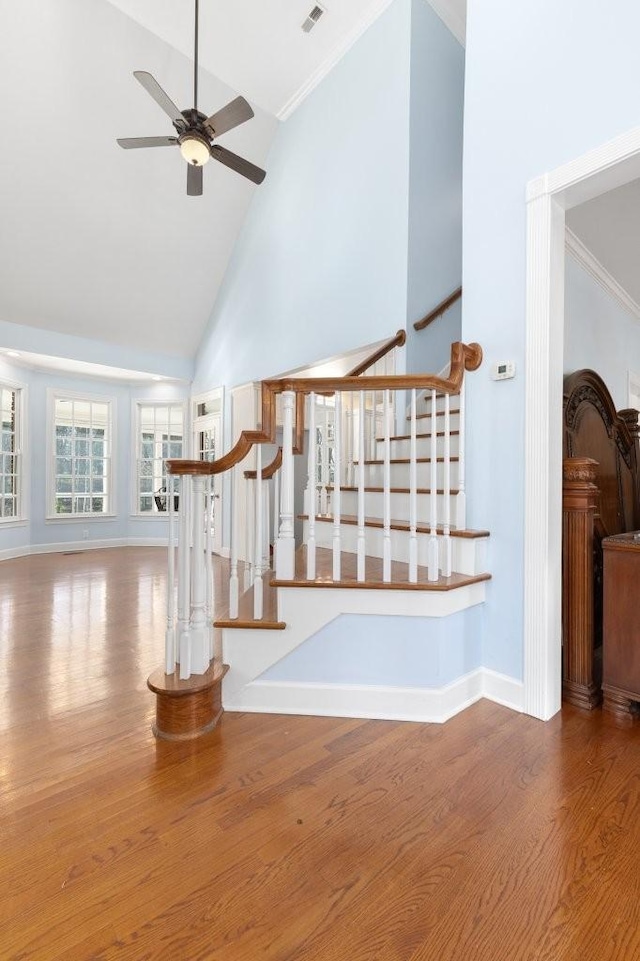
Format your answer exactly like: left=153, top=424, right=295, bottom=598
left=562, top=456, right=601, bottom=709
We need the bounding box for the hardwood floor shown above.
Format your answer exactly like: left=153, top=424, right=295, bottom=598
left=2, top=547, right=640, bottom=960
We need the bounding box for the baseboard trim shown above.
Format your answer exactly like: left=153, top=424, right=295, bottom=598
left=0, top=537, right=169, bottom=562
left=224, top=667, right=524, bottom=723
left=0, top=545, right=31, bottom=562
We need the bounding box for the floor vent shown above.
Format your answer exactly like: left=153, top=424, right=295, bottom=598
left=302, top=5, right=325, bottom=33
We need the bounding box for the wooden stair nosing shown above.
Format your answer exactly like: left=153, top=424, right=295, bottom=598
left=356, top=456, right=460, bottom=466
left=299, top=513, right=489, bottom=539
left=412, top=408, right=460, bottom=421
left=381, top=429, right=461, bottom=442
left=271, top=571, right=491, bottom=592
left=214, top=617, right=286, bottom=631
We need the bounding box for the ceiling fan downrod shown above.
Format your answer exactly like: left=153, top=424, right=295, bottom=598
left=194, top=0, right=199, bottom=113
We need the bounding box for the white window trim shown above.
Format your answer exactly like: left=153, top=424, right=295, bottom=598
left=0, top=376, right=28, bottom=525
left=130, top=398, right=188, bottom=518
left=191, top=387, right=223, bottom=460
left=46, top=387, right=116, bottom=522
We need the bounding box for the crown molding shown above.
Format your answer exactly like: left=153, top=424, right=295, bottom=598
left=278, top=0, right=465, bottom=121
left=278, top=0, right=396, bottom=120
left=565, top=227, right=640, bottom=322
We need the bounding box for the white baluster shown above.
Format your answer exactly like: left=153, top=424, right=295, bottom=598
left=357, top=390, right=366, bottom=582
left=442, top=394, right=452, bottom=577
left=409, top=389, right=418, bottom=583
left=369, top=390, right=376, bottom=460
left=205, top=475, right=214, bottom=659
left=276, top=391, right=296, bottom=580
left=165, top=472, right=176, bottom=673
left=187, top=474, right=208, bottom=675
left=383, top=389, right=391, bottom=582
left=332, top=392, right=342, bottom=581
left=254, top=444, right=264, bottom=619
left=229, top=465, right=239, bottom=619
left=272, top=467, right=280, bottom=574
left=177, top=475, right=191, bottom=676
left=244, top=477, right=254, bottom=591
left=320, top=397, right=328, bottom=515
left=263, top=472, right=270, bottom=574
left=346, top=394, right=354, bottom=487
left=456, top=379, right=466, bottom=530
left=428, top=389, right=440, bottom=582
left=306, top=392, right=317, bottom=580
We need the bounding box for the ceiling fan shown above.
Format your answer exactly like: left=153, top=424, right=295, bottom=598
left=117, top=0, right=266, bottom=196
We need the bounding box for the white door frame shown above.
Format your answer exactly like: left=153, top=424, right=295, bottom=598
left=524, top=124, right=640, bottom=720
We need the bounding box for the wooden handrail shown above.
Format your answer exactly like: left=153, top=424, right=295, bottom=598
left=244, top=448, right=283, bottom=480
left=413, top=286, right=462, bottom=332
left=167, top=341, right=482, bottom=477
left=347, top=329, right=406, bottom=377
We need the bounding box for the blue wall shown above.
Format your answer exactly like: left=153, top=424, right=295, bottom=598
left=564, top=256, right=640, bottom=410
left=193, top=0, right=413, bottom=393
left=406, top=0, right=464, bottom=375
left=260, top=609, right=483, bottom=687
left=462, top=0, right=640, bottom=680
left=0, top=355, right=189, bottom=554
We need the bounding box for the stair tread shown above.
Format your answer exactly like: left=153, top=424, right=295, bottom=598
left=412, top=409, right=460, bottom=420
left=272, top=548, right=490, bottom=592
left=300, top=513, right=489, bottom=538
left=380, top=430, right=460, bottom=441
left=355, top=456, right=460, bottom=465
left=214, top=567, right=285, bottom=631
left=327, top=484, right=460, bottom=495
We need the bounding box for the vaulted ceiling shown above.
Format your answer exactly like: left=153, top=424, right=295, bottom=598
left=0, top=0, right=466, bottom=368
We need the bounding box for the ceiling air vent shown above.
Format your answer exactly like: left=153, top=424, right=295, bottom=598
left=302, top=5, right=325, bottom=33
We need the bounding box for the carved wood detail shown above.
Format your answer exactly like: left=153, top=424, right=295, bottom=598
left=562, top=369, right=640, bottom=711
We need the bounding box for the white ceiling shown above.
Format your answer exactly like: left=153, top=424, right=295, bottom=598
left=0, top=0, right=466, bottom=373
left=567, top=179, right=640, bottom=309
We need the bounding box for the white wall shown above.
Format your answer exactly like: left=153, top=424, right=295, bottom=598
left=462, top=0, right=640, bottom=680
left=564, top=255, right=640, bottom=410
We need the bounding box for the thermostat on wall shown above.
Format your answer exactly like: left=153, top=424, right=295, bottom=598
left=491, top=361, right=516, bottom=381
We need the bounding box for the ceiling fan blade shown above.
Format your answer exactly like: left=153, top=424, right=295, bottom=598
left=187, top=163, right=203, bottom=197
left=133, top=71, right=186, bottom=128
left=203, top=96, right=254, bottom=138
left=210, top=145, right=266, bottom=185
left=117, top=136, right=178, bottom=149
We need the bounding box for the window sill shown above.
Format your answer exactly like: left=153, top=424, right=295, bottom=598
left=45, top=514, right=118, bottom=524
left=0, top=518, right=28, bottom=529
left=129, top=513, right=172, bottom=521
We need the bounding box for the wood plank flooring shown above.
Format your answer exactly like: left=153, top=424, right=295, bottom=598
left=2, top=547, right=640, bottom=960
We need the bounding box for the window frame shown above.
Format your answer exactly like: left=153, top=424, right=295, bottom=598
left=0, top=377, right=28, bottom=526
left=46, top=388, right=116, bottom=522
left=131, top=398, right=187, bottom=518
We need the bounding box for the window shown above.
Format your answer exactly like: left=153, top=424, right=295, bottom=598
left=50, top=394, right=112, bottom=516
left=0, top=384, right=24, bottom=521
left=135, top=403, right=184, bottom=513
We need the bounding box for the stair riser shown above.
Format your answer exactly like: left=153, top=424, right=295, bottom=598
left=376, top=435, right=460, bottom=459
left=363, top=462, right=459, bottom=488
left=407, top=412, right=461, bottom=432
left=305, top=521, right=486, bottom=576
left=335, top=489, right=458, bottom=521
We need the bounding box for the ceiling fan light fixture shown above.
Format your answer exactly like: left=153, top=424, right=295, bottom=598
left=179, top=133, right=210, bottom=166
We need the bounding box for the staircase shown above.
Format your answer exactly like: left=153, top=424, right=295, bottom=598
left=148, top=336, right=493, bottom=737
